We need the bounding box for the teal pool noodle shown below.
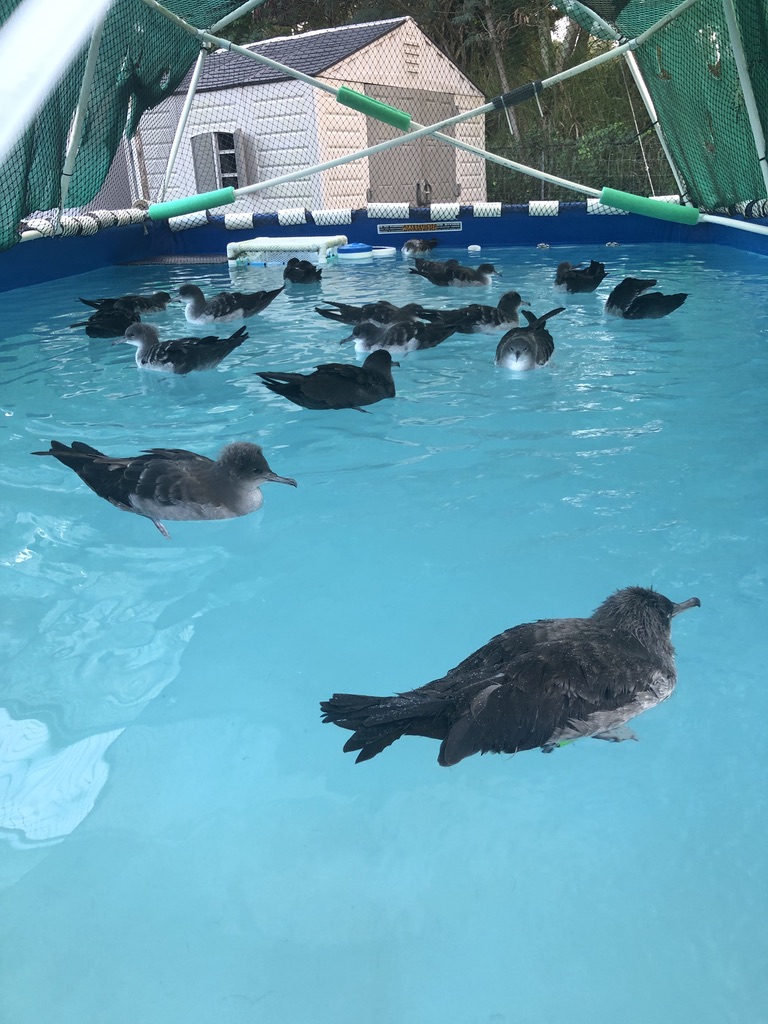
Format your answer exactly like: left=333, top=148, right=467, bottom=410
left=147, top=188, right=236, bottom=221
left=336, top=86, right=411, bottom=131
left=600, top=187, right=701, bottom=226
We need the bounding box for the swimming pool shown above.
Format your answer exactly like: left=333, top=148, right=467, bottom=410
left=1, top=241, right=766, bottom=1022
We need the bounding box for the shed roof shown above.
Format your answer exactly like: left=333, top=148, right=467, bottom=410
left=178, top=18, right=410, bottom=93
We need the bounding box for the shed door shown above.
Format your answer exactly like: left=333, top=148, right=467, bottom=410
left=364, top=85, right=457, bottom=204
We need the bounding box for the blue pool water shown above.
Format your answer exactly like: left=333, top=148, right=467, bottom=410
left=1, top=242, right=766, bottom=1023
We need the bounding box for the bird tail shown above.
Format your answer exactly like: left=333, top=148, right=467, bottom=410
left=32, top=439, right=106, bottom=463
left=521, top=306, right=566, bottom=329
left=228, top=326, right=249, bottom=345
left=256, top=372, right=296, bottom=397
left=320, top=692, right=426, bottom=763
left=315, top=306, right=347, bottom=324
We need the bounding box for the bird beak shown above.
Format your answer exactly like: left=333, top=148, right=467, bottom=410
left=671, top=597, right=701, bottom=616
left=393, top=361, right=401, bottom=367
left=339, top=333, right=353, bottom=344
left=111, top=337, right=126, bottom=346
left=267, top=472, right=298, bottom=488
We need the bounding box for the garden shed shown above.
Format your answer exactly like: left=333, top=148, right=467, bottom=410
left=128, top=17, right=487, bottom=213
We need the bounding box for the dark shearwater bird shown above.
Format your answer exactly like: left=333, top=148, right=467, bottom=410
left=283, top=258, right=322, bottom=284
left=341, top=319, right=457, bottom=355
left=605, top=277, right=688, bottom=319
left=32, top=440, right=297, bottom=538
left=116, top=323, right=247, bottom=374
left=178, top=284, right=284, bottom=325
left=256, top=350, right=398, bottom=411
left=554, top=260, right=607, bottom=294
left=401, top=238, right=438, bottom=257
left=494, top=306, right=565, bottom=370
left=419, top=291, right=528, bottom=334
left=78, top=291, right=173, bottom=314
left=410, top=259, right=500, bottom=287
left=320, top=586, right=701, bottom=766
left=315, top=300, right=426, bottom=327
left=69, top=305, right=141, bottom=339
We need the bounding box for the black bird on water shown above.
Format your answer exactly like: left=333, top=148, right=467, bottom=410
left=117, top=323, right=247, bottom=374
left=605, top=277, right=688, bottom=319
left=283, top=258, right=322, bottom=284
left=32, top=440, right=297, bottom=539
left=78, top=291, right=173, bottom=314
left=554, top=260, right=606, bottom=294
left=419, top=291, right=528, bottom=334
left=495, top=306, right=565, bottom=370
left=315, top=299, right=426, bottom=326
left=70, top=306, right=140, bottom=339
left=256, top=350, right=398, bottom=411
left=321, top=586, right=700, bottom=766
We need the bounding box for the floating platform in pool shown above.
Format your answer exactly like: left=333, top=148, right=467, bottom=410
left=226, top=234, right=349, bottom=266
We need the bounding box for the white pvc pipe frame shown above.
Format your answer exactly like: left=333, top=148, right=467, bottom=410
left=157, top=0, right=272, bottom=200
left=140, top=0, right=703, bottom=204
left=720, top=0, right=768, bottom=195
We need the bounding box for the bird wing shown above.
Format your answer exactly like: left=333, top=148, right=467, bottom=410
left=435, top=628, right=665, bottom=765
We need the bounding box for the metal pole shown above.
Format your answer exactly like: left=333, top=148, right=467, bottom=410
left=158, top=47, right=207, bottom=201
left=56, top=13, right=106, bottom=228
left=211, top=0, right=270, bottom=33
left=720, top=0, right=768, bottom=195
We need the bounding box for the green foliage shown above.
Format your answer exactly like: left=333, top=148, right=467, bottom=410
left=224, top=0, right=677, bottom=202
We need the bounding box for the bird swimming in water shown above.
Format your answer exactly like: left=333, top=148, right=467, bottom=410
left=256, top=350, right=398, bottom=411
left=32, top=440, right=297, bottom=539
left=605, top=277, right=688, bottom=319
left=77, top=291, right=173, bottom=314
left=341, top=319, right=457, bottom=355
left=69, top=305, right=140, bottom=339
left=315, top=300, right=426, bottom=327
left=116, top=323, right=247, bottom=374
left=495, top=306, right=565, bottom=370
left=419, top=291, right=528, bottom=334
left=554, top=260, right=607, bottom=294
left=320, top=586, right=701, bottom=766
left=178, top=284, right=284, bottom=324
left=283, top=258, right=322, bottom=284
left=410, top=259, right=500, bottom=287
left=401, top=238, right=438, bottom=257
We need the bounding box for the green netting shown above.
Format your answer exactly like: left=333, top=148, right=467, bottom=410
left=555, top=0, right=768, bottom=210
left=0, top=0, right=247, bottom=252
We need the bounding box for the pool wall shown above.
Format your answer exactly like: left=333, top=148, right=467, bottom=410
left=2, top=203, right=767, bottom=293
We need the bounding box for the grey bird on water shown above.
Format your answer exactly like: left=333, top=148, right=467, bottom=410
left=321, top=586, right=701, bottom=766
left=401, top=238, right=438, bottom=257
left=410, top=258, right=500, bottom=287
left=495, top=306, right=565, bottom=370
left=257, top=350, right=398, bottom=411
left=178, top=284, right=284, bottom=324
left=32, top=440, right=297, bottom=539
left=117, top=323, right=247, bottom=374
left=341, top=319, right=457, bottom=355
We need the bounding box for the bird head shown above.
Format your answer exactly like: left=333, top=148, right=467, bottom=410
left=218, top=442, right=297, bottom=488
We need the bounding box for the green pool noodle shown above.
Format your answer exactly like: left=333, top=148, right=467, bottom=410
left=147, top=187, right=236, bottom=221
left=600, top=187, right=701, bottom=225
left=336, top=86, right=411, bottom=131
